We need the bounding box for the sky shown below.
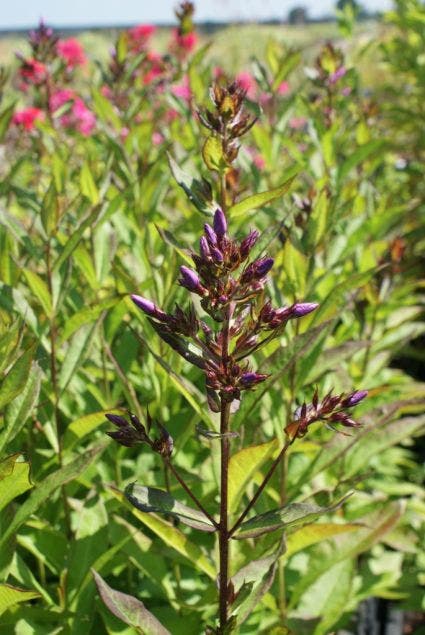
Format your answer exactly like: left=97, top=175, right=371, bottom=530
left=1, top=0, right=393, bottom=29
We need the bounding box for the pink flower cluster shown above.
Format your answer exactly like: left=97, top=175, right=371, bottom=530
left=128, top=24, right=156, bottom=52
left=172, top=28, right=197, bottom=54
left=49, top=89, right=96, bottom=136
left=18, top=58, right=47, bottom=86
left=56, top=38, right=86, bottom=69
left=12, top=107, right=44, bottom=131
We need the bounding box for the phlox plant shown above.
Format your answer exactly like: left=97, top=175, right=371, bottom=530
left=96, top=80, right=367, bottom=635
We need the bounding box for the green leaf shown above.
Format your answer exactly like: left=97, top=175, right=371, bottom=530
left=40, top=180, right=59, bottom=237
left=338, top=140, right=386, bottom=183
left=64, top=409, right=117, bottom=449
left=59, top=323, right=97, bottom=391
left=288, top=502, right=403, bottom=609
left=229, top=173, right=298, bottom=219
left=233, top=493, right=352, bottom=540
left=285, top=522, right=360, bottom=557
left=228, top=440, right=277, bottom=512
left=53, top=207, right=100, bottom=271
left=0, top=103, right=16, bottom=142
left=0, top=362, right=41, bottom=453
left=312, top=560, right=354, bottom=635
left=0, top=344, right=35, bottom=411
left=80, top=162, right=99, bottom=205
left=59, top=297, right=117, bottom=344
left=0, top=584, right=40, bottom=617
left=0, top=443, right=107, bottom=551
left=202, top=136, right=226, bottom=172
left=109, top=487, right=215, bottom=579
left=0, top=454, right=33, bottom=511
left=167, top=154, right=216, bottom=216
left=125, top=484, right=216, bottom=532
left=92, top=570, right=171, bottom=635
left=22, top=269, right=52, bottom=316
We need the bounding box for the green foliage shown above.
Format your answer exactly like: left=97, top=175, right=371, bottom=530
left=0, top=2, right=423, bottom=633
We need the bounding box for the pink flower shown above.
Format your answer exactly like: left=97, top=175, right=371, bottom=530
left=12, top=107, right=44, bottom=131
left=49, top=88, right=75, bottom=112
left=120, top=127, right=130, bottom=141
left=277, top=81, right=290, bottom=96
left=19, top=58, right=47, bottom=85
left=57, top=38, right=86, bottom=68
left=72, top=99, right=96, bottom=136
left=235, top=72, right=257, bottom=99
left=173, top=29, right=197, bottom=53
left=100, top=85, right=113, bottom=98
left=341, top=86, right=352, bottom=97
left=165, top=108, right=178, bottom=123
left=289, top=116, right=307, bottom=130
left=152, top=132, right=164, bottom=145
left=328, top=66, right=346, bottom=85
left=253, top=154, right=266, bottom=170
left=172, top=75, right=191, bottom=101
left=128, top=24, right=155, bottom=51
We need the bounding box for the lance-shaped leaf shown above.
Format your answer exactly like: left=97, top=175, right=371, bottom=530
left=228, top=171, right=298, bottom=219
left=168, top=154, right=217, bottom=216
left=125, top=484, right=216, bottom=533
left=0, top=584, right=40, bottom=617
left=228, top=440, right=278, bottom=512
left=232, top=492, right=352, bottom=540
left=0, top=454, right=33, bottom=512
left=92, top=570, right=171, bottom=635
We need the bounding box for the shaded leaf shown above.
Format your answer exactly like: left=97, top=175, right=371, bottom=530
left=125, top=484, right=216, bottom=533
left=0, top=344, right=35, bottom=411
left=168, top=154, right=216, bottom=216
left=0, top=454, right=33, bottom=511
left=233, top=493, right=352, bottom=540
left=92, top=570, right=171, bottom=635
left=228, top=440, right=277, bottom=512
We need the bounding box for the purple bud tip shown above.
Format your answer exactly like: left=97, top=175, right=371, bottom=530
left=256, top=257, right=274, bottom=277
left=343, top=390, right=368, bottom=407
left=204, top=223, right=218, bottom=246
left=211, top=247, right=224, bottom=263
left=105, top=413, right=127, bottom=427
left=213, top=207, right=227, bottom=239
left=199, top=236, right=210, bottom=259
left=240, top=372, right=268, bottom=387
left=131, top=295, right=156, bottom=315
left=291, top=302, right=319, bottom=318
left=179, top=266, right=200, bottom=291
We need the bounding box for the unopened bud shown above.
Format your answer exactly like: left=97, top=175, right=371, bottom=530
left=290, top=302, right=319, bottom=318
left=131, top=295, right=168, bottom=321
left=213, top=207, right=227, bottom=239
left=341, top=390, right=368, bottom=407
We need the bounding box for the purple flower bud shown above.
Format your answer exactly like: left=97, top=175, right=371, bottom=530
left=240, top=372, right=268, bottom=387
left=342, top=390, right=368, bottom=407
left=204, top=223, right=218, bottom=246
left=290, top=302, right=319, bottom=318
left=105, top=413, right=127, bottom=428
left=256, top=257, right=274, bottom=277
left=131, top=295, right=168, bottom=321
left=213, top=207, right=227, bottom=239
left=328, top=66, right=346, bottom=85
left=199, top=236, right=211, bottom=259
left=179, top=266, right=205, bottom=294
left=211, top=247, right=224, bottom=263
left=240, top=230, right=260, bottom=258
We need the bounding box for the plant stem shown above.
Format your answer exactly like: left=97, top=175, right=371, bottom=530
left=46, top=239, right=72, bottom=538
left=164, top=458, right=219, bottom=529
left=218, top=301, right=232, bottom=633
left=219, top=398, right=231, bottom=633
left=229, top=438, right=293, bottom=537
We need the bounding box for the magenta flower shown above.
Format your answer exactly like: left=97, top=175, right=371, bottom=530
left=235, top=71, right=257, bottom=99
left=12, top=107, right=44, bottom=131
left=57, top=38, right=86, bottom=68
left=18, top=58, right=47, bottom=85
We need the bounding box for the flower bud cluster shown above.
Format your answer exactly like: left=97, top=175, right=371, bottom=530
left=106, top=411, right=173, bottom=457
left=285, top=388, right=368, bottom=440
left=131, top=207, right=319, bottom=405
left=198, top=81, right=257, bottom=166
